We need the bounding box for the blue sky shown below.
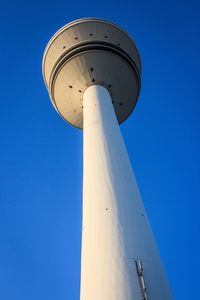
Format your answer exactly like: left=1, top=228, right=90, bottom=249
left=0, top=0, right=200, bottom=299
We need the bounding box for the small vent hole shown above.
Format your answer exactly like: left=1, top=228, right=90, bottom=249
left=117, top=43, right=120, bottom=46
left=108, top=84, right=112, bottom=88
left=69, top=85, right=73, bottom=88
left=119, top=102, right=123, bottom=106
left=104, top=35, right=108, bottom=38
left=92, top=78, right=95, bottom=83
left=89, top=33, right=93, bottom=36
left=63, top=46, right=66, bottom=49
left=90, top=67, right=94, bottom=72
left=78, top=90, right=82, bottom=93
left=75, top=37, right=78, bottom=40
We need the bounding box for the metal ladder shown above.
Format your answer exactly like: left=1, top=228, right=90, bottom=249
left=135, top=259, right=148, bottom=300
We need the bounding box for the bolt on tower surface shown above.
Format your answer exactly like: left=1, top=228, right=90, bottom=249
left=42, top=18, right=173, bottom=300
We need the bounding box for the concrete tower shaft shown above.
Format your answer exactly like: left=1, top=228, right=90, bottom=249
left=82, top=85, right=172, bottom=300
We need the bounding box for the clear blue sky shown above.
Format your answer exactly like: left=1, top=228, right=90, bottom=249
left=0, top=0, right=199, bottom=299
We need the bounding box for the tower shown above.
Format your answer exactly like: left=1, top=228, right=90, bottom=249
left=42, top=18, right=173, bottom=300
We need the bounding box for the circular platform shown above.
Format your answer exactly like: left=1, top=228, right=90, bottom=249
left=42, top=18, right=141, bottom=129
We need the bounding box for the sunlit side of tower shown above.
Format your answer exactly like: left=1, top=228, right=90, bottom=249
left=42, top=18, right=173, bottom=300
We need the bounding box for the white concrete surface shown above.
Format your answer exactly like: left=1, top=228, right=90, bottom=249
left=81, top=85, right=173, bottom=300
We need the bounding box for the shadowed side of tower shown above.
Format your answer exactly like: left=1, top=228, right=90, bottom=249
left=42, top=18, right=173, bottom=300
